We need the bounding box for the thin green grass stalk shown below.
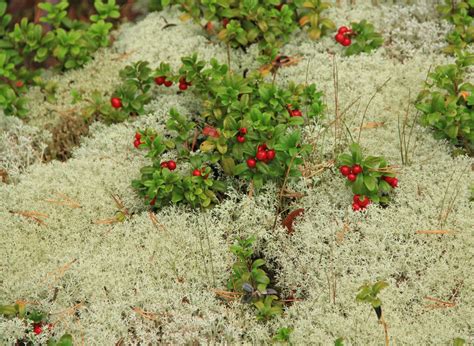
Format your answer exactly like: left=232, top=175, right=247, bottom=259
left=439, top=165, right=469, bottom=228
left=203, top=212, right=216, bottom=288
left=196, top=215, right=211, bottom=286
left=357, top=77, right=391, bottom=143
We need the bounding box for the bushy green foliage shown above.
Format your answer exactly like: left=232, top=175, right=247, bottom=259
left=437, top=0, right=474, bottom=54
left=0, top=303, right=72, bottom=345
left=415, top=52, right=474, bottom=154
left=343, top=20, right=384, bottom=56
left=0, top=0, right=119, bottom=117
left=355, top=280, right=388, bottom=320
left=152, top=0, right=334, bottom=57
left=273, top=326, right=293, bottom=343
left=132, top=54, right=324, bottom=209
left=227, top=236, right=283, bottom=321
left=337, top=143, right=398, bottom=208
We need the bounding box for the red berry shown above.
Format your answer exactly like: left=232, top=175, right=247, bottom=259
left=239, top=127, right=247, bottom=135
left=150, top=197, right=156, bottom=206
left=335, top=33, right=345, bottom=43
left=179, top=83, right=188, bottom=91
left=111, top=97, right=122, bottom=109
left=167, top=160, right=177, bottom=170
left=155, top=76, right=166, bottom=85
left=246, top=158, right=256, bottom=168
left=33, top=324, right=42, bottom=335
left=222, top=18, right=229, bottom=28
left=347, top=174, right=356, bottom=182
left=353, top=194, right=361, bottom=203
left=383, top=176, right=398, bottom=188
left=266, top=149, right=276, bottom=161
left=352, top=202, right=361, bottom=211
left=390, top=177, right=398, bottom=188
left=258, top=144, right=267, bottom=152
left=256, top=150, right=267, bottom=161
left=133, top=139, right=141, bottom=148
left=359, top=196, right=370, bottom=208
left=291, top=109, right=302, bottom=117
left=135, top=132, right=141, bottom=140
left=338, top=26, right=349, bottom=34
left=339, top=165, right=351, bottom=176
left=160, top=161, right=169, bottom=168
left=15, top=80, right=24, bottom=88
left=236, top=135, right=246, bottom=143
left=341, top=38, right=351, bottom=46
left=164, top=80, right=173, bottom=87
left=192, top=169, right=202, bottom=177
left=354, top=195, right=370, bottom=208
left=352, top=164, right=363, bottom=175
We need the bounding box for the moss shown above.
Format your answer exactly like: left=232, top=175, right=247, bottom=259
left=1, top=1, right=473, bottom=344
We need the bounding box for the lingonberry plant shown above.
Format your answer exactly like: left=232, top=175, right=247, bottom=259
left=273, top=326, right=293, bottom=343
left=355, top=280, right=388, bottom=320
left=415, top=52, right=474, bottom=154
left=337, top=143, right=398, bottom=211
left=0, top=0, right=119, bottom=117
left=437, top=0, right=473, bottom=54
left=132, top=54, right=324, bottom=209
left=227, top=236, right=283, bottom=321
left=0, top=302, right=72, bottom=345
left=356, top=280, right=390, bottom=344
left=153, top=0, right=334, bottom=57
left=334, top=20, right=384, bottom=56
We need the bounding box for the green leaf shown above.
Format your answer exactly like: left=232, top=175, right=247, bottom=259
left=57, top=334, right=73, bottom=346
left=219, top=156, right=234, bottom=175
left=233, top=163, right=248, bottom=175
left=363, top=175, right=377, bottom=192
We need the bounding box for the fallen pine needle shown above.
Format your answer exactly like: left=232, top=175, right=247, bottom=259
left=51, top=302, right=84, bottom=316
left=213, top=289, right=241, bottom=300
left=9, top=210, right=48, bottom=225
left=43, top=258, right=78, bottom=286
left=131, top=306, right=158, bottom=321
left=93, top=217, right=119, bottom=225
left=148, top=211, right=167, bottom=232
left=424, top=296, right=456, bottom=309
left=416, top=230, right=455, bottom=235
left=44, top=193, right=81, bottom=209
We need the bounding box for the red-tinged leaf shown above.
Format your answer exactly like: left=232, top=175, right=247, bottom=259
left=203, top=126, right=220, bottom=138
left=282, top=208, right=304, bottom=235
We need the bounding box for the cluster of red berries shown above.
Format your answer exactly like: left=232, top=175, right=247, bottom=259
left=236, top=127, right=247, bottom=143
left=33, top=322, right=53, bottom=335
left=160, top=160, right=177, bottom=170
left=352, top=194, right=370, bottom=211
left=382, top=176, right=398, bottom=188
left=178, top=77, right=191, bottom=91
left=339, top=164, right=363, bottom=182
left=154, top=75, right=173, bottom=87
left=133, top=132, right=143, bottom=148
left=287, top=104, right=302, bottom=117
left=335, top=26, right=353, bottom=47
left=246, top=144, right=276, bottom=168
left=111, top=97, right=122, bottom=109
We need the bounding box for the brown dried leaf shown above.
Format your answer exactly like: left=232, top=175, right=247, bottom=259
left=282, top=208, right=305, bottom=235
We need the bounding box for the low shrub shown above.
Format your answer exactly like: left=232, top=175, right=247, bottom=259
left=0, top=0, right=119, bottom=117
left=130, top=54, right=324, bottom=209
left=337, top=143, right=398, bottom=211
left=152, top=0, right=334, bottom=58
left=415, top=52, right=474, bottom=154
